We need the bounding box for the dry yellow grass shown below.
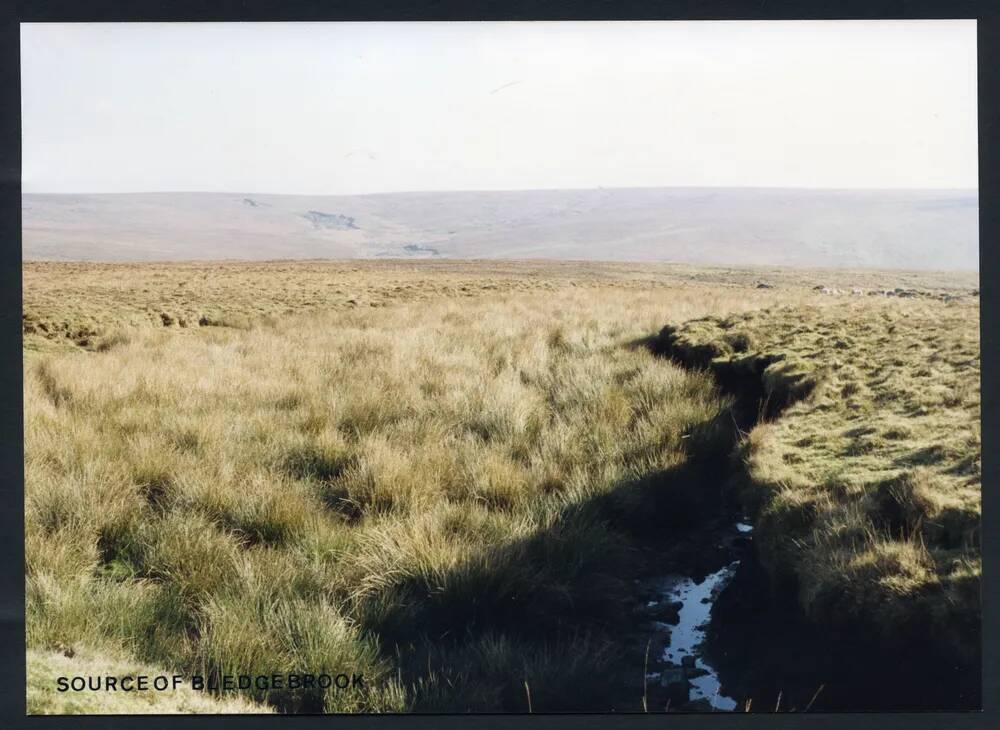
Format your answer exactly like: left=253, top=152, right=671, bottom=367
left=27, top=259, right=973, bottom=352
left=28, top=647, right=271, bottom=714
left=25, top=265, right=777, bottom=712
left=23, top=260, right=980, bottom=712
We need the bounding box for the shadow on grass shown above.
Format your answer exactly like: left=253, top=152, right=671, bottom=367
left=348, top=405, right=739, bottom=711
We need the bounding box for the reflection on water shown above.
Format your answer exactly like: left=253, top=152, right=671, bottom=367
left=658, top=563, right=740, bottom=711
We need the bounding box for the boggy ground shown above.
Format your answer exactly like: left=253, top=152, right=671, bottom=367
left=23, top=260, right=979, bottom=713
left=654, top=296, right=981, bottom=709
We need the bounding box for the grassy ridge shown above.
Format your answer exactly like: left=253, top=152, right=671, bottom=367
left=656, top=297, right=981, bottom=663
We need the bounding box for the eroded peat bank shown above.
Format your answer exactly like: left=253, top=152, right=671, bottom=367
left=644, top=296, right=981, bottom=711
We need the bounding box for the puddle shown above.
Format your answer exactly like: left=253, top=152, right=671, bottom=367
left=637, top=519, right=755, bottom=711
left=658, top=563, right=740, bottom=710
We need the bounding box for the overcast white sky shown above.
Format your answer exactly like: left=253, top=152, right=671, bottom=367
left=21, top=20, right=978, bottom=195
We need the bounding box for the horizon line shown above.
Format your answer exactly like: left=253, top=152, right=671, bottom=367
left=21, top=184, right=981, bottom=198
left=20, top=256, right=981, bottom=275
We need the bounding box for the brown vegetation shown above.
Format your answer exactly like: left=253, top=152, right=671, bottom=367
left=23, top=260, right=979, bottom=712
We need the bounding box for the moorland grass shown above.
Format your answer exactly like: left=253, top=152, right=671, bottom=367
left=27, top=646, right=270, bottom=714
left=656, top=297, right=981, bottom=663
left=23, top=261, right=980, bottom=712
left=25, top=282, right=764, bottom=712
left=24, top=260, right=974, bottom=353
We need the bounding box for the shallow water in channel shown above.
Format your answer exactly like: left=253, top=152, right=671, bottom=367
left=638, top=518, right=755, bottom=711
left=657, top=563, right=740, bottom=710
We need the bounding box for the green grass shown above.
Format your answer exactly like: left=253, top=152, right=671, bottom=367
left=656, top=295, right=981, bottom=663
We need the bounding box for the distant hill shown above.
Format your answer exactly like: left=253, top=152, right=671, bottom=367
left=22, top=187, right=978, bottom=270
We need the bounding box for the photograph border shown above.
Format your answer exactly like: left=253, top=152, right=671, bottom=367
left=1, top=1, right=996, bottom=728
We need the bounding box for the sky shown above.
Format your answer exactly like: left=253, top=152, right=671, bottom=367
left=20, top=20, right=978, bottom=195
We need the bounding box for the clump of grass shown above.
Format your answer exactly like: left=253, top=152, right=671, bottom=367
left=94, top=330, right=131, bottom=352
left=197, top=590, right=397, bottom=712
left=722, top=330, right=754, bottom=353
left=869, top=468, right=939, bottom=537
left=282, top=434, right=354, bottom=483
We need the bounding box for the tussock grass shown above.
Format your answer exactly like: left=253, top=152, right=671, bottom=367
left=24, top=261, right=979, bottom=711
left=25, top=271, right=767, bottom=712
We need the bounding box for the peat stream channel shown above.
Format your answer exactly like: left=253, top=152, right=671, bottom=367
left=626, top=518, right=755, bottom=712
left=605, top=328, right=980, bottom=713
